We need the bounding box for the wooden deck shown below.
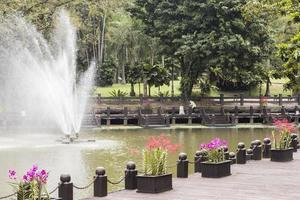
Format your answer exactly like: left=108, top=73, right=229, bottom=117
left=84, top=152, right=300, bottom=200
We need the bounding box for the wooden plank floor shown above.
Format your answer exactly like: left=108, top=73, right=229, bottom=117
left=84, top=152, right=300, bottom=200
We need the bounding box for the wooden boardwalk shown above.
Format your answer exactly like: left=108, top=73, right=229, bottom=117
left=84, top=152, right=300, bottom=200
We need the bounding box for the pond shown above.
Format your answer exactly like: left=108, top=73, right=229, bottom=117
left=0, top=127, right=275, bottom=199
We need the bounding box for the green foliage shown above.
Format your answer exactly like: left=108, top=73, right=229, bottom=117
left=10, top=181, right=49, bottom=200
left=272, top=130, right=292, bottom=150
left=143, top=148, right=167, bottom=176
left=95, top=59, right=116, bottom=86
left=130, top=0, right=274, bottom=99
left=109, top=89, right=128, bottom=97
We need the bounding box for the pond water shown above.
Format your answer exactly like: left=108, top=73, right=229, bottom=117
left=0, top=127, right=275, bottom=199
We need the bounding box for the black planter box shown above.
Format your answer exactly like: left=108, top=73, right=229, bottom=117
left=270, top=148, right=294, bottom=162
left=136, top=173, right=172, bottom=193
left=201, top=160, right=231, bottom=178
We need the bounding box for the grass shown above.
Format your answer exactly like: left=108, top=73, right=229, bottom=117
left=95, top=78, right=292, bottom=97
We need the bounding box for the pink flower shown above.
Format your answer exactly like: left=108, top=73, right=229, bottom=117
left=145, top=134, right=180, bottom=153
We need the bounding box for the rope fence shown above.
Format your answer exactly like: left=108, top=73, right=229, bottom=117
left=73, top=177, right=97, bottom=190
left=107, top=171, right=128, bottom=185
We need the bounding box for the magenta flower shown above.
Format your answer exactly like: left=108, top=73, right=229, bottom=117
left=8, top=170, right=17, bottom=180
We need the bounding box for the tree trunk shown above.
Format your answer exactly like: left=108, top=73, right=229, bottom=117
left=130, top=83, right=135, bottom=96
left=98, top=15, right=106, bottom=67
left=138, top=83, right=141, bottom=95
left=265, top=78, right=271, bottom=97
left=148, top=84, right=151, bottom=97
left=143, top=80, right=148, bottom=97
left=122, top=47, right=128, bottom=84
left=171, top=65, right=174, bottom=97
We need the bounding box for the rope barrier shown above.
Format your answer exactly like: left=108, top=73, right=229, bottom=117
left=107, top=171, right=128, bottom=185
left=0, top=192, right=17, bottom=199
left=49, top=184, right=60, bottom=195
left=73, top=177, right=96, bottom=190
left=188, top=157, right=202, bottom=164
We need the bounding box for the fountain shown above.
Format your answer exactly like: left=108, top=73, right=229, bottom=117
left=0, top=10, right=95, bottom=142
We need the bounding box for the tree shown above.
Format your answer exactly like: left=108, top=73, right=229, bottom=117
left=126, top=62, right=144, bottom=96
left=130, top=0, right=274, bottom=99
left=277, top=0, right=300, bottom=93
left=94, top=59, right=116, bottom=86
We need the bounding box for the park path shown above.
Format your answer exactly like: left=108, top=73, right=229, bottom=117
left=83, top=152, right=300, bottom=200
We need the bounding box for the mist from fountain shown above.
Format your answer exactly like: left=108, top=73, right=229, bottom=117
left=0, top=10, right=95, bottom=135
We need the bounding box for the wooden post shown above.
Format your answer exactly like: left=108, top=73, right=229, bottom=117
left=123, top=107, right=128, bottom=126
left=139, top=94, right=143, bottom=105
left=220, top=94, right=224, bottom=106
left=188, top=107, right=192, bottom=125
left=240, top=94, right=244, bottom=106
left=158, top=106, right=162, bottom=116
left=97, top=94, right=101, bottom=104
left=278, top=94, right=283, bottom=106
left=249, top=106, right=254, bottom=124
left=172, top=107, right=176, bottom=125
left=234, top=106, right=239, bottom=124
left=106, top=107, right=110, bottom=126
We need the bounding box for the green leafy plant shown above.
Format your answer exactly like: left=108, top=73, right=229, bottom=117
left=143, top=134, right=180, bottom=176
left=272, top=119, right=295, bottom=149
left=199, top=138, right=228, bottom=163
left=8, top=165, right=50, bottom=200
left=109, top=89, right=128, bottom=97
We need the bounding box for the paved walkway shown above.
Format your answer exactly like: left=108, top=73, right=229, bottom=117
left=84, top=151, right=300, bottom=200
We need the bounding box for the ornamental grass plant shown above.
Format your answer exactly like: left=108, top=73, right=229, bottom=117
left=272, top=119, right=296, bottom=149
left=199, top=138, right=228, bottom=163
left=143, top=134, right=180, bottom=176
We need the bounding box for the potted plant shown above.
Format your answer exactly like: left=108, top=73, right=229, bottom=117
left=271, top=119, right=295, bottom=162
left=199, top=138, right=231, bottom=178
left=8, top=165, right=50, bottom=200
left=136, top=134, right=180, bottom=193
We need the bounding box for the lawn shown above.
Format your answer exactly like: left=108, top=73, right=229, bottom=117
left=94, top=78, right=292, bottom=97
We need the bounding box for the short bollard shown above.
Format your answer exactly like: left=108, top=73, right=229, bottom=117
left=252, top=140, right=262, bottom=160
left=94, top=167, right=107, bottom=197
left=194, top=150, right=208, bottom=173
left=58, top=174, right=73, bottom=200
left=224, top=146, right=229, bottom=160
left=177, top=152, right=188, bottom=178
left=236, top=142, right=246, bottom=164
left=263, top=138, right=272, bottom=158
left=290, top=134, right=299, bottom=152
left=229, top=152, right=236, bottom=164
left=125, top=161, right=137, bottom=190
left=246, top=149, right=253, bottom=160
left=194, top=151, right=201, bottom=173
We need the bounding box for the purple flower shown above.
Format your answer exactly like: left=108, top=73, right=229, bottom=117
left=36, top=169, right=48, bottom=184
left=199, top=138, right=229, bottom=151
left=8, top=170, right=17, bottom=180
left=32, top=165, right=38, bottom=172
left=23, top=175, right=29, bottom=182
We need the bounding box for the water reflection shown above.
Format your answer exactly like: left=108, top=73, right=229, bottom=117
left=0, top=128, right=275, bottom=199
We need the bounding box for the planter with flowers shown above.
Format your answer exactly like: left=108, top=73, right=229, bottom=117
left=8, top=165, right=50, bottom=200
left=200, top=138, right=231, bottom=178
left=137, top=134, right=180, bottom=193
left=271, top=119, right=295, bottom=162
